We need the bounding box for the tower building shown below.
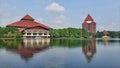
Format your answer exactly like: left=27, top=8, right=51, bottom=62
left=82, top=14, right=96, bottom=34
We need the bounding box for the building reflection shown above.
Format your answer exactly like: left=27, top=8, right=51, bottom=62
left=82, top=38, right=96, bottom=62
left=13, top=38, right=50, bottom=61
left=102, top=39, right=109, bottom=45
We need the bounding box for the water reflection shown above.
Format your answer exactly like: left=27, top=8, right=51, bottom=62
left=0, top=38, right=96, bottom=62
left=50, top=38, right=97, bottom=63
left=17, top=38, right=50, bottom=61
left=103, top=39, right=109, bottom=45
left=0, top=38, right=120, bottom=68
left=0, top=39, right=22, bottom=49
left=82, top=38, right=96, bottom=62
left=0, top=38, right=50, bottom=61
left=50, top=39, right=88, bottom=48
left=23, top=38, right=50, bottom=49
left=97, top=38, right=120, bottom=46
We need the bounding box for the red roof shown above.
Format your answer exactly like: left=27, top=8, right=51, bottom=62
left=103, top=30, right=109, bottom=35
left=7, top=14, right=50, bottom=29
left=85, top=14, right=94, bottom=21
left=21, top=14, right=34, bottom=21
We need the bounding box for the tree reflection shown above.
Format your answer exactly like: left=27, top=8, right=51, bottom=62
left=0, top=39, right=22, bottom=49
left=50, top=38, right=96, bottom=62
left=50, top=38, right=88, bottom=48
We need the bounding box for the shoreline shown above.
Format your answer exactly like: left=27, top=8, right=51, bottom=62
left=0, top=38, right=22, bottom=40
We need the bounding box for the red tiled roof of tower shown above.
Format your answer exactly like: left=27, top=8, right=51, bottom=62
left=85, top=14, right=94, bottom=21
left=7, top=14, right=50, bottom=29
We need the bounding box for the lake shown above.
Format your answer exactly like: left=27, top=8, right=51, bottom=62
left=0, top=38, right=120, bottom=68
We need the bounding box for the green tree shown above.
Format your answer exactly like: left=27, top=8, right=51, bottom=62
left=50, top=28, right=91, bottom=38
left=0, top=27, right=22, bottom=38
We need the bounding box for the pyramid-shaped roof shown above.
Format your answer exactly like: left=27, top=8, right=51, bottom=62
left=85, top=14, right=94, bottom=21
left=7, top=14, right=50, bottom=29
left=21, top=14, right=34, bottom=21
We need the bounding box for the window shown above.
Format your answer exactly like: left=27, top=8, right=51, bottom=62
left=33, top=33, right=37, bottom=35
left=27, top=33, right=31, bottom=35
left=87, top=24, right=91, bottom=30
left=39, top=33, right=42, bottom=35
left=44, top=33, right=47, bottom=35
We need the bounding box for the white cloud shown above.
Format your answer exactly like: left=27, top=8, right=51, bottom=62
left=55, top=15, right=66, bottom=23
left=45, top=2, right=65, bottom=12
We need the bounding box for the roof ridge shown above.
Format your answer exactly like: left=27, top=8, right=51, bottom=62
left=21, top=14, right=34, bottom=21
left=85, top=14, right=94, bottom=21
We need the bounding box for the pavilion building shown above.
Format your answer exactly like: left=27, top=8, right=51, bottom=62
left=102, top=30, right=110, bottom=38
left=82, top=14, right=96, bottom=34
left=103, top=30, right=109, bottom=36
left=7, top=14, right=50, bottom=38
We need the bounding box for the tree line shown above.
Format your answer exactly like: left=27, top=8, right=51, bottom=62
left=0, top=27, right=22, bottom=38
left=0, top=27, right=119, bottom=38
left=0, top=27, right=90, bottom=38
left=50, top=28, right=91, bottom=38
left=95, top=31, right=120, bottom=38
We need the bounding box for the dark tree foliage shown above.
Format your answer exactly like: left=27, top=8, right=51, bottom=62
left=50, top=28, right=90, bottom=38
left=0, top=27, right=22, bottom=38
left=108, top=31, right=120, bottom=38
left=95, top=31, right=120, bottom=38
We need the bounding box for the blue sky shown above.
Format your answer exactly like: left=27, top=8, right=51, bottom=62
left=0, top=0, right=120, bottom=31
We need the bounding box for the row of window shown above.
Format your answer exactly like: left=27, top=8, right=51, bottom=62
left=24, top=33, right=49, bottom=35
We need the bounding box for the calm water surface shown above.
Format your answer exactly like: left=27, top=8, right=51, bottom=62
left=0, top=38, right=120, bottom=68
